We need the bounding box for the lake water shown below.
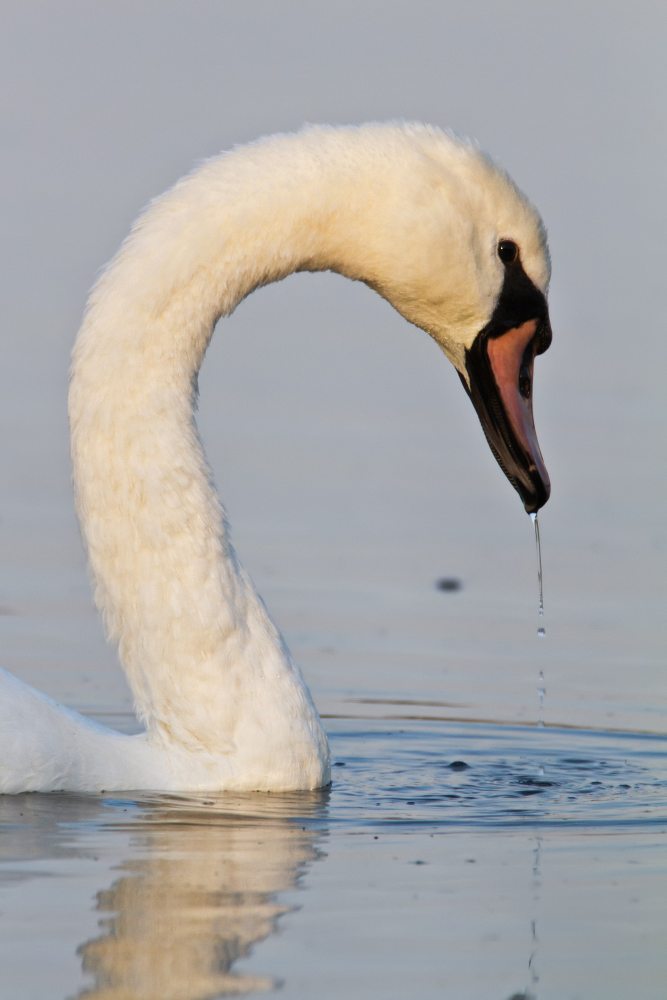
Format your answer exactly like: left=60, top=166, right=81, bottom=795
left=2, top=721, right=666, bottom=999
left=1, top=4, right=666, bottom=999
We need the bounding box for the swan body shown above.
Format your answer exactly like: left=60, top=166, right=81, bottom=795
left=0, top=123, right=551, bottom=793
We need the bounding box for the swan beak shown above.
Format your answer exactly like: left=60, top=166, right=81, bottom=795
left=461, top=316, right=551, bottom=513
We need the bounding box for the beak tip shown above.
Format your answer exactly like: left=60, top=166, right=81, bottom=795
left=522, top=477, right=550, bottom=515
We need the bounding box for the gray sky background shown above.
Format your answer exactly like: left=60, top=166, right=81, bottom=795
left=0, top=2, right=665, bottom=729
left=2, top=2, right=665, bottom=493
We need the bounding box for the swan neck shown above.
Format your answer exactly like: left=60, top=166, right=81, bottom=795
left=68, top=140, right=354, bottom=768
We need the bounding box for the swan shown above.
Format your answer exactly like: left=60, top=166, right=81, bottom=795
left=0, top=123, right=551, bottom=793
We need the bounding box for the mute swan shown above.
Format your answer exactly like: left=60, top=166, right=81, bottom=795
left=0, top=123, right=551, bottom=793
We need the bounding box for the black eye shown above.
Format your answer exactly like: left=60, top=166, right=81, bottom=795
left=498, top=240, right=518, bottom=264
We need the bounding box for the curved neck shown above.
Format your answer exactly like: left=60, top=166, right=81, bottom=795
left=69, top=132, right=385, bottom=755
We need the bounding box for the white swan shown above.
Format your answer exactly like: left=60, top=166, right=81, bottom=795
left=0, top=123, right=551, bottom=793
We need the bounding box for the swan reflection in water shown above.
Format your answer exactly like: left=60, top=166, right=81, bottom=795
left=73, top=790, right=328, bottom=1000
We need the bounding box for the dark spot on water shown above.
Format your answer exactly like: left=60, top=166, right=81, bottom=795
left=516, top=777, right=556, bottom=788
left=466, top=858, right=476, bottom=863
left=436, top=577, right=462, bottom=592
left=448, top=761, right=469, bottom=770
left=333, top=762, right=346, bottom=767
left=406, top=800, right=415, bottom=805
left=412, top=860, right=427, bottom=865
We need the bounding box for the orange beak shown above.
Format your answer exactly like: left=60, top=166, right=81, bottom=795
left=459, top=269, right=551, bottom=513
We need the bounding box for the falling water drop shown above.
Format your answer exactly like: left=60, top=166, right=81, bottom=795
left=529, top=512, right=544, bottom=618
left=537, top=670, right=545, bottom=729
left=529, top=517, right=547, bottom=732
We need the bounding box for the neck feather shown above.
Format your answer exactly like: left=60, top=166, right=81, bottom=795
left=69, top=129, right=393, bottom=756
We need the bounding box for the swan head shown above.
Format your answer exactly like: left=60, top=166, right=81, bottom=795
left=348, top=126, right=552, bottom=513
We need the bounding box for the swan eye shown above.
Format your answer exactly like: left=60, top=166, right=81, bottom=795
left=498, top=240, right=518, bottom=264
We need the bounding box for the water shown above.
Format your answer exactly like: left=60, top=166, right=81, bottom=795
left=327, top=720, right=667, bottom=829
left=530, top=513, right=545, bottom=624
left=537, top=671, right=546, bottom=730
left=1, top=719, right=666, bottom=999
left=531, top=517, right=547, bottom=736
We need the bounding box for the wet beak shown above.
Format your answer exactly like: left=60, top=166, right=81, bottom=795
left=461, top=317, right=551, bottom=514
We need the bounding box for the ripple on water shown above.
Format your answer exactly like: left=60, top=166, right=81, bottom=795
left=0, top=719, right=665, bottom=1000
left=52, top=719, right=667, bottom=833
left=322, top=719, right=667, bottom=830
left=1, top=720, right=663, bottom=838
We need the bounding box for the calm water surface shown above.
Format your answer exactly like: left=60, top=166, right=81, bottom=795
left=1, top=719, right=666, bottom=1000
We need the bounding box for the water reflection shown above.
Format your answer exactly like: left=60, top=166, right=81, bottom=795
left=1, top=791, right=328, bottom=1000
left=76, top=792, right=328, bottom=1000
left=0, top=792, right=114, bottom=869
left=2, top=722, right=667, bottom=999
left=527, top=838, right=542, bottom=994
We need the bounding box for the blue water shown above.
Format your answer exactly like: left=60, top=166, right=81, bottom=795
left=1, top=720, right=666, bottom=1000
left=326, top=720, right=667, bottom=829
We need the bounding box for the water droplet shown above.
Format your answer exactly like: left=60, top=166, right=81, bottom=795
left=530, top=512, right=544, bottom=617
left=529, top=523, right=547, bottom=728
